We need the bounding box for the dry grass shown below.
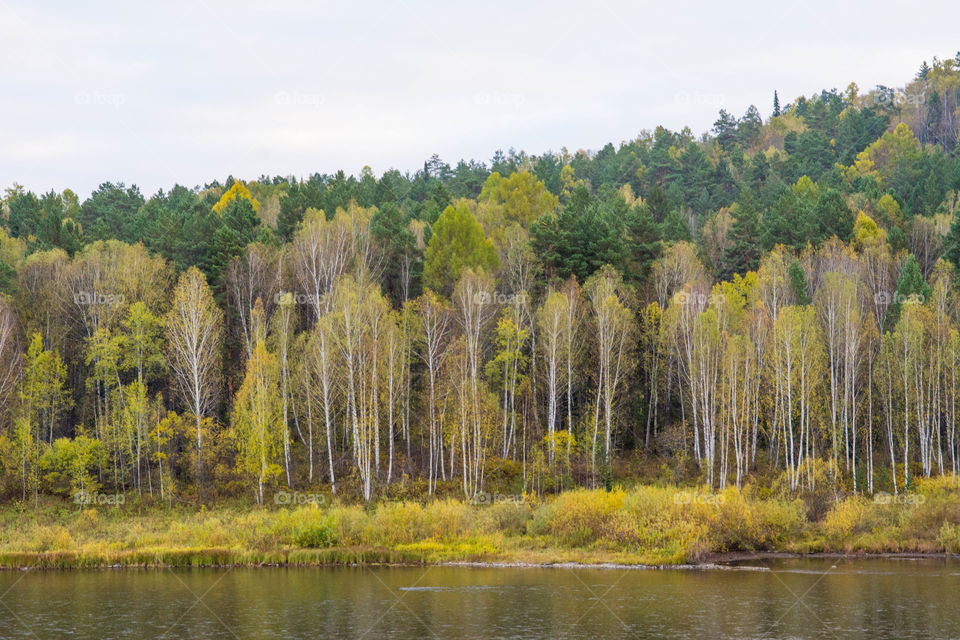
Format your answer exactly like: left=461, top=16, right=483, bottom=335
left=2, top=479, right=959, bottom=569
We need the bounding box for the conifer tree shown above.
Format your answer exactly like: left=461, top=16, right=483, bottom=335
left=721, top=189, right=763, bottom=277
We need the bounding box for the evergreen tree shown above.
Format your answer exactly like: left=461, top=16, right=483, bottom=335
left=813, top=188, right=854, bottom=244
left=622, top=203, right=661, bottom=283
left=887, top=254, right=932, bottom=327
left=206, top=198, right=261, bottom=289
left=788, top=260, right=811, bottom=305
left=645, top=184, right=670, bottom=223
left=660, top=208, right=691, bottom=243
left=721, top=189, right=763, bottom=277
left=773, top=91, right=781, bottom=117
left=944, top=206, right=960, bottom=269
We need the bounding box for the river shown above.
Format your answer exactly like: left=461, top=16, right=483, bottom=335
left=1, top=558, right=957, bottom=638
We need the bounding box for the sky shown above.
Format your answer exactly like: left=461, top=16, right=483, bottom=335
left=1, top=0, right=959, bottom=198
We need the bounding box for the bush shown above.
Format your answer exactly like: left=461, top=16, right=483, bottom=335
left=294, top=520, right=337, bottom=548
left=476, top=502, right=532, bottom=535
left=821, top=496, right=873, bottom=543
left=529, top=488, right=628, bottom=547
left=938, top=522, right=960, bottom=553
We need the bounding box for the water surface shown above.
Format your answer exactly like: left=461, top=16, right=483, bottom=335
left=1, top=558, right=956, bottom=639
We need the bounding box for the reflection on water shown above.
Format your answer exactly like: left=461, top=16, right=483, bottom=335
left=1, top=558, right=957, bottom=639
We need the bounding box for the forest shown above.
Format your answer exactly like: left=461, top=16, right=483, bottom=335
left=3, top=54, right=960, bottom=509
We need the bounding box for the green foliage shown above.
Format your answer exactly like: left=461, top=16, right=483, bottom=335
left=887, top=254, right=932, bottom=326
left=787, top=260, right=811, bottom=305
left=423, top=201, right=498, bottom=295
left=721, top=189, right=762, bottom=277
left=292, top=514, right=338, bottom=548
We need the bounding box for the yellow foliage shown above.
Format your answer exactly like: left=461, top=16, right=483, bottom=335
left=845, top=123, right=921, bottom=184
left=212, top=181, right=261, bottom=216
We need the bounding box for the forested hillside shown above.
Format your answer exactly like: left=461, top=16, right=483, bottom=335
left=3, top=55, right=960, bottom=505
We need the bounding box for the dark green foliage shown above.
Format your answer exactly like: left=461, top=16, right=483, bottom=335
left=277, top=177, right=324, bottom=241
left=887, top=255, right=932, bottom=327
left=813, top=189, right=854, bottom=243
left=7, top=190, right=42, bottom=239
left=622, top=203, right=661, bottom=284
left=78, top=183, right=145, bottom=244
left=645, top=185, right=670, bottom=223
left=762, top=189, right=812, bottom=251
left=721, top=189, right=763, bottom=278
left=887, top=226, right=909, bottom=255
left=206, top=198, right=261, bottom=288
left=788, top=260, right=811, bottom=305
left=371, top=202, right=422, bottom=303
left=660, top=208, right=691, bottom=244
left=530, top=186, right=624, bottom=283
left=944, top=206, right=960, bottom=270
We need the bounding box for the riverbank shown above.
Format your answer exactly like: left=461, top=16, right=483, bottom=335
left=3, top=480, right=960, bottom=570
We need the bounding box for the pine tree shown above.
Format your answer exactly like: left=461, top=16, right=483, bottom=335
left=206, top=198, right=261, bottom=288
left=622, top=203, right=661, bottom=283
left=660, top=208, right=691, bottom=243
left=645, top=184, right=670, bottom=223
left=721, top=189, right=763, bottom=278
left=887, top=255, right=932, bottom=327
left=944, top=207, right=960, bottom=269
left=788, top=260, right=811, bottom=305
left=813, top=188, right=854, bottom=244
left=773, top=91, right=781, bottom=117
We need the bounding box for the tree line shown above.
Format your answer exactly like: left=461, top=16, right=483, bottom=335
left=2, top=55, right=960, bottom=504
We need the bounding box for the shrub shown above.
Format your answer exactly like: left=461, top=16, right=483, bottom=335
left=937, top=522, right=960, bottom=553
left=476, top=502, right=532, bottom=535
left=293, top=519, right=337, bottom=548
left=821, top=497, right=873, bottom=542
left=529, top=488, right=626, bottom=547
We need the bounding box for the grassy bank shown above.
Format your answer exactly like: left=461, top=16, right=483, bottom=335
left=3, top=479, right=960, bottom=569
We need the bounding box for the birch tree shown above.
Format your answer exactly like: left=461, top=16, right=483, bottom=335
left=165, top=267, right=222, bottom=473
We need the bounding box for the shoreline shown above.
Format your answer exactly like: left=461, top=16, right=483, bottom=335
left=2, top=548, right=958, bottom=572
left=6, top=483, right=960, bottom=573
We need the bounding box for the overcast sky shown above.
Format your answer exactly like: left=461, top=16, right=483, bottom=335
left=1, top=0, right=958, bottom=198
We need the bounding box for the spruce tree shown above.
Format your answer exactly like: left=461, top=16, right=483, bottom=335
left=813, top=188, right=854, bottom=244
left=944, top=207, right=960, bottom=269
left=623, top=203, right=662, bottom=283
left=788, top=260, right=811, bottom=305
left=660, top=208, right=691, bottom=244
left=773, top=91, right=781, bottom=117
left=887, top=255, right=932, bottom=327
left=721, top=189, right=763, bottom=278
